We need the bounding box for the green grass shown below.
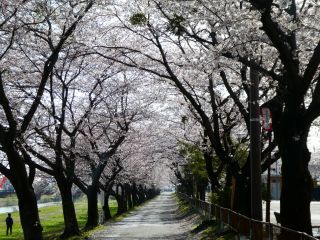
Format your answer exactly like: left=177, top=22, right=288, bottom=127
left=0, top=199, right=118, bottom=240
left=175, top=194, right=193, bottom=214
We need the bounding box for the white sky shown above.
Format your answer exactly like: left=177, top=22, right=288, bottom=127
left=309, top=126, right=320, bottom=155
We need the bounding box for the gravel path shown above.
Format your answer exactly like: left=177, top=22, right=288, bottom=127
left=89, top=192, right=197, bottom=240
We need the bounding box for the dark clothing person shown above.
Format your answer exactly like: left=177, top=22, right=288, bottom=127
left=6, top=213, right=13, bottom=235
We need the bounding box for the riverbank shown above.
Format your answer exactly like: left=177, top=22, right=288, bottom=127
left=0, top=193, right=62, bottom=208
left=0, top=201, right=61, bottom=214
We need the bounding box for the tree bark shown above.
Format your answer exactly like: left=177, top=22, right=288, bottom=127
left=56, top=177, right=79, bottom=238
left=198, top=183, right=206, bottom=201
left=103, top=193, right=112, bottom=221
left=276, top=114, right=313, bottom=235
left=138, top=185, right=145, bottom=203
left=15, top=182, right=42, bottom=240
left=132, top=183, right=139, bottom=206
left=122, top=185, right=128, bottom=212
left=5, top=146, right=43, bottom=240
left=116, top=185, right=126, bottom=215
left=125, top=184, right=133, bottom=209
left=86, top=185, right=99, bottom=229
left=233, top=160, right=251, bottom=217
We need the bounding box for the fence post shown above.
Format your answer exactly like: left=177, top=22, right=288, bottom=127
left=269, top=223, right=272, bottom=240
left=236, top=213, right=241, bottom=240
left=219, top=207, right=223, bottom=232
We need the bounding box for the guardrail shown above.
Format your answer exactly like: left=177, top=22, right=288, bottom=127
left=177, top=192, right=319, bottom=240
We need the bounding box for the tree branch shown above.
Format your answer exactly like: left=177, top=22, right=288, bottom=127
left=220, top=70, right=250, bottom=128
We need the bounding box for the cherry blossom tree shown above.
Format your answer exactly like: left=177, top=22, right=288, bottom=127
left=149, top=0, right=320, bottom=234
left=93, top=11, right=237, bottom=196
left=71, top=72, right=150, bottom=228
left=0, top=1, right=93, bottom=239
left=152, top=1, right=320, bottom=234
left=24, top=50, right=115, bottom=237
left=89, top=0, right=260, bottom=210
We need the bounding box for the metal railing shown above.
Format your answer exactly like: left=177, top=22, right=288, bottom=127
left=177, top=192, right=319, bottom=240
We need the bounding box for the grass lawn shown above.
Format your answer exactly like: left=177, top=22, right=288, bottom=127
left=0, top=199, right=118, bottom=240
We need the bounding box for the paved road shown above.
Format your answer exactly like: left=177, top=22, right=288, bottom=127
left=263, top=200, right=320, bottom=226
left=90, top=192, right=196, bottom=240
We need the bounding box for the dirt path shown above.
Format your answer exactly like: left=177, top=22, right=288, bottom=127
left=89, top=192, right=198, bottom=240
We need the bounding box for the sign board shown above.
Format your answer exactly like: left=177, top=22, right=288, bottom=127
left=260, top=107, right=272, bottom=131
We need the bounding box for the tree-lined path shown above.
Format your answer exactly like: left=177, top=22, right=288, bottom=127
left=89, top=193, right=196, bottom=240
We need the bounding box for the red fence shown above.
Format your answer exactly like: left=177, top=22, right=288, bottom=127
left=177, top=192, right=319, bottom=240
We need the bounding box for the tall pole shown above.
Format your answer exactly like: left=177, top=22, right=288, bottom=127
left=266, top=132, right=272, bottom=222
left=250, top=68, right=262, bottom=221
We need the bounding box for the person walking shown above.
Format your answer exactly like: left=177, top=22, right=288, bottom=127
left=6, top=213, right=13, bottom=235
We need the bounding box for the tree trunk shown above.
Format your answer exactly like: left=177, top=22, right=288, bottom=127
left=15, top=183, right=43, bottom=240
left=115, top=194, right=124, bottom=215
left=138, top=185, right=145, bottom=203
left=103, top=193, right=112, bottom=221
left=86, top=185, right=99, bottom=229
left=127, top=193, right=133, bottom=209
left=116, top=185, right=125, bottom=215
left=233, top=160, right=251, bottom=217
left=6, top=148, right=43, bottom=240
left=198, top=183, right=206, bottom=201
left=56, top=177, right=79, bottom=238
left=122, top=185, right=127, bottom=212
left=194, top=180, right=199, bottom=199
left=203, top=150, right=222, bottom=194
left=276, top=115, right=313, bottom=235
left=132, top=183, right=139, bottom=206
left=185, top=180, right=194, bottom=196
left=221, top=165, right=233, bottom=208
left=125, top=184, right=133, bottom=209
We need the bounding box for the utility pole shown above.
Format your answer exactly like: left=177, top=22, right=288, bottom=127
left=250, top=67, right=262, bottom=221
left=261, top=107, right=273, bottom=222
left=266, top=131, right=272, bottom=222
